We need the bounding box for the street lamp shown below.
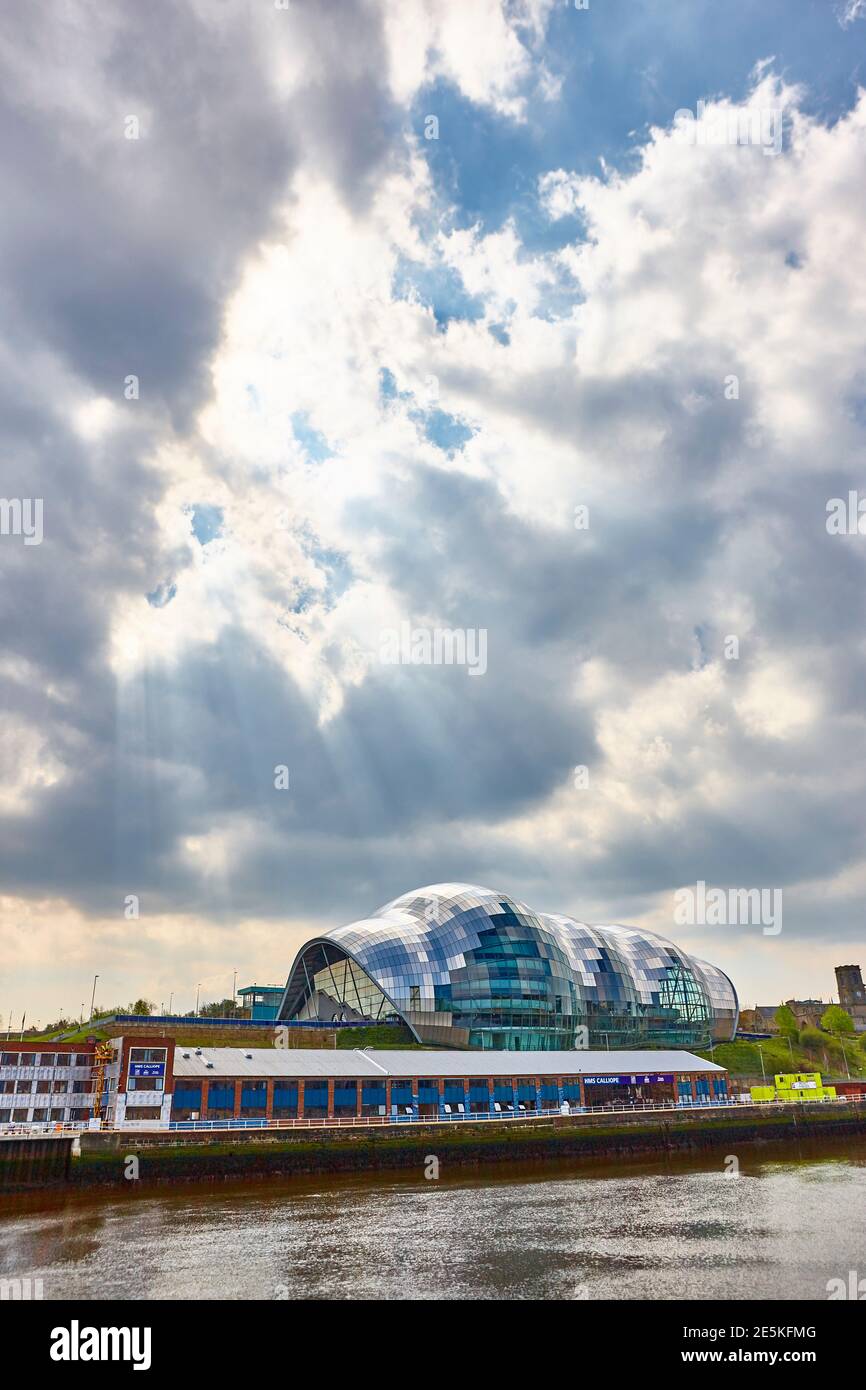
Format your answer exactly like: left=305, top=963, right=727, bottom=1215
left=758, top=1045, right=766, bottom=1081
left=89, top=974, right=99, bottom=1023
left=195, top=983, right=201, bottom=1016
left=840, top=1037, right=851, bottom=1079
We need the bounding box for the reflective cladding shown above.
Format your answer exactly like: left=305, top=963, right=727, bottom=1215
left=278, top=884, right=739, bottom=1050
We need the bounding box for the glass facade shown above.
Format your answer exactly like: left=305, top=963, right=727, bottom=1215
left=278, top=883, right=739, bottom=1050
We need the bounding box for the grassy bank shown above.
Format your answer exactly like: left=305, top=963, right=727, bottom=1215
left=694, top=1036, right=866, bottom=1080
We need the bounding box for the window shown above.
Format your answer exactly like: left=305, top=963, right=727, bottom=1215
left=36, top=1080, right=51, bottom=1094
left=38, top=1053, right=55, bottom=1067
left=49, top=1108, right=65, bottom=1122
left=0, top=1081, right=14, bottom=1094
left=72, top=1079, right=91, bottom=1093
left=75, top=1054, right=90, bottom=1067
left=53, top=1079, right=68, bottom=1093
left=19, top=1054, right=36, bottom=1067
left=12, top=1109, right=29, bottom=1122
left=15, top=1080, right=32, bottom=1094
left=55, top=1054, right=70, bottom=1067
left=1, top=1053, right=17, bottom=1065
left=127, top=1077, right=163, bottom=1092
left=129, top=1048, right=167, bottom=1064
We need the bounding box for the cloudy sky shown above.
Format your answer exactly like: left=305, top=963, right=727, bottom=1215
left=2, top=0, right=865, bottom=1026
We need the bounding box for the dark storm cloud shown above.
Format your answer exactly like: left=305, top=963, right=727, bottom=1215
left=0, top=0, right=403, bottom=923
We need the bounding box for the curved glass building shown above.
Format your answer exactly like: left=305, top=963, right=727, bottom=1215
left=278, top=883, right=738, bottom=1050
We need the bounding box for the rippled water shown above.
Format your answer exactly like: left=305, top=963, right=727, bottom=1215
left=2, top=1139, right=865, bottom=1300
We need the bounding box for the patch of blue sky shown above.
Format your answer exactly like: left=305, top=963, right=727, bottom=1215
left=146, top=580, right=176, bottom=609
left=187, top=503, right=224, bottom=546
left=287, top=537, right=353, bottom=616
left=411, top=0, right=864, bottom=246
left=379, top=366, right=409, bottom=405
left=414, top=406, right=476, bottom=456
left=291, top=410, right=333, bottom=464
left=379, top=368, right=475, bottom=456
left=392, top=253, right=485, bottom=330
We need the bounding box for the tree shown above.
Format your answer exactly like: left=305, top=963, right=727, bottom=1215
left=774, top=1004, right=798, bottom=1038
left=821, top=1005, right=854, bottom=1036
left=129, top=999, right=154, bottom=1017
left=799, top=1025, right=824, bottom=1053
left=199, top=998, right=243, bottom=1019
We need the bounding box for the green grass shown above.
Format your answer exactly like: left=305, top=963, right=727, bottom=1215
left=335, top=1024, right=423, bottom=1049
left=695, top=1035, right=866, bottom=1080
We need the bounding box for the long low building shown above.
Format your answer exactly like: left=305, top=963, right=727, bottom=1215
left=167, top=1045, right=729, bottom=1123
left=0, top=1037, right=730, bottom=1128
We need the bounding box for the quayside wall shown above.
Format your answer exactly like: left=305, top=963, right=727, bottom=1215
left=3, top=1102, right=865, bottom=1193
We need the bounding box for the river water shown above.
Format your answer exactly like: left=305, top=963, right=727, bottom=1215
left=1, top=1138, right=864, bottom=1300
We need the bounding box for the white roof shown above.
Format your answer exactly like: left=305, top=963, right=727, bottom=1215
left=172, top=1047, right=724, bottom=1079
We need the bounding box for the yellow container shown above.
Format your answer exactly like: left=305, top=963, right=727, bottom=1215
left=751, top=1072, right=835, bottom=1103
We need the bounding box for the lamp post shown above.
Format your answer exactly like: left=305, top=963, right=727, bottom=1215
left=758, top=1045, right=766, bottom=1081
left=195, top=983, right=201, bottom=1017
left=840, top=1037, right=851, bottom=1079
left=168, top=992, right=173, bottom=1016
left=89, top=975, right=99, bottom=1023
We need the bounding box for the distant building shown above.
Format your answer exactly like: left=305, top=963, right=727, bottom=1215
left=278, top=883, right=739, bottom=1050
left=738, top=1005, right=780, bottom=1033
left=236, top=984, right=284, bottom=1022
left=835, top=965, right=866, bottom=1033
left=0, top=1041, right=731, bottom=1129
left=785, top=999, right=827, bottom=1030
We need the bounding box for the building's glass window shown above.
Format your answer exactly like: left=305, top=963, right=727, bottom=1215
left=75, top=1054, right=90, bottom=1067
left=55, top=1055, right=71, bottom=1067
left=206, top=1085, right=235, bottom=1114
left=240, top=1081, right=267, bottom=1116
left=303, top=1087, right=328, bottom=1117
left=15, top=1080, right=32, bottom=1094
left=334, top=1081, right=357, bottom=1110
left=127, top=1078, right=163, bottom=1092
left=129, top=1048, right=167, bottom=1064
left=273, top=1085, right=298, bottom=1118
left=38, top=1053, right=55, bottom=1067
left=12, top=1108, right=29, bottom=1122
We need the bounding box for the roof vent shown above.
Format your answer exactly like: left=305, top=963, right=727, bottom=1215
left=206, top=1061, right=214, bottom=1069
left=182, top=1052, right=190, bottom=1059
left=245, top=1053, right=252, bottom=1060
left=194, top=1048, right=202, bottom=1056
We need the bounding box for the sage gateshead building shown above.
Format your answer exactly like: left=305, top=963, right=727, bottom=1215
left=278, top=884, right=738, bottom=1051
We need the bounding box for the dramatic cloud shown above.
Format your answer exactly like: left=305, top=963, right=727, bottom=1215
left=1, top=1, right=865, bottom=1021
